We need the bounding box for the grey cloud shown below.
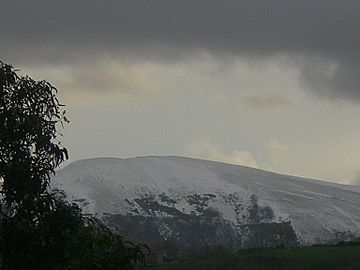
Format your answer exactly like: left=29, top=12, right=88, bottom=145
left=57, top=62, right=157, bottom=96
left=243, top=94, right=293, bottom=110
left=300, top=59, right=360, bottom=101
left=1, top=1, right=360, bottom=100
left=25, top=59, right=160, bottom=98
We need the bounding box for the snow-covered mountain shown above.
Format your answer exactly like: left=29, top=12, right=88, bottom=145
left=52, top=156, right=360, bottom=252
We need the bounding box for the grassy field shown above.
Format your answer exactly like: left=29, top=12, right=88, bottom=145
left=142, top=244, right=360, bottom=270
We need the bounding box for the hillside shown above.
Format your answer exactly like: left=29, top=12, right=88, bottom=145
left=52, top=156, right=360, bottom=253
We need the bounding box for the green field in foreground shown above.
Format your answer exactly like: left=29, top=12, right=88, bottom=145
left=143, top=244, right=360, bottom=270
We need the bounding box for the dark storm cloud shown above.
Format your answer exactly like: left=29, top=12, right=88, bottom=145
left=1, top=0, right=360, bottom=100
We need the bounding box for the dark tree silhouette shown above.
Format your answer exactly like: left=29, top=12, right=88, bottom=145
left=0, top=60, right=69, bottom=218
left=0, top=61, right=146, bottom=269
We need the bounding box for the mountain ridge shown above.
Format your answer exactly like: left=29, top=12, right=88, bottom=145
left=63, top=156, right=358, bottom=189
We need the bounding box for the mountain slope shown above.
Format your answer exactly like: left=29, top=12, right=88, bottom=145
left=52, top=156, right=360, bottom=250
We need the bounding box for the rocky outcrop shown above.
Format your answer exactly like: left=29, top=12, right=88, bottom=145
left=103, top=192, right=298, bottom=257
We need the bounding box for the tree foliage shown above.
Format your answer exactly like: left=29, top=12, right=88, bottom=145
left=0, top=61, right=146, bottom=269
left=0, top=61, right=69, bottom=217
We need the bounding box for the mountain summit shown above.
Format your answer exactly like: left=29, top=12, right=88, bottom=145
left=52, top=156, right=360, bottom=253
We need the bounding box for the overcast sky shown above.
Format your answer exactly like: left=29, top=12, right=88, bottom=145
left=2, top=0, right=360, bottom=184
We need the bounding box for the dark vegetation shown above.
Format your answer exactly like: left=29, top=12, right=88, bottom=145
left=145, top=243, right=360, bottom=270
left=0, top=61, right=147, bottom=269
